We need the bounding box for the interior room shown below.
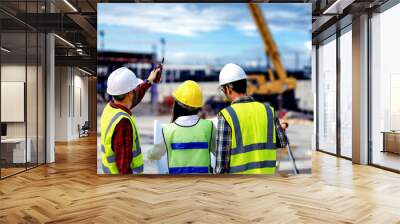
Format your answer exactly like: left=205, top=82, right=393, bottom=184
left=0, top=12, right=46, bottom=178
left=0, top=0, right=97, bottom=179
left=370, top=3, right=400, bottom=171
left=314, top=0, right=400, bottom=173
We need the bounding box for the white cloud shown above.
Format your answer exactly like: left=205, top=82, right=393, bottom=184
left=235, top=21, right=257, bottom=36
left=264, top=10, right=298, bottom=20
left=98, top=4, right=310, bottom=37
left=99, top=4, right=239, bottom=37
left=305, top=40, right=312, bottom=51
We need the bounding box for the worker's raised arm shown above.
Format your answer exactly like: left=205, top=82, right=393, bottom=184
left=147, top=65, right=162, bottom=84
left=131, top=66, right=163, bottom=108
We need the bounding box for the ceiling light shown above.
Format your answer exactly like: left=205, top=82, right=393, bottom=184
left=63, top=0, right=78, bottom=12
left=76, top=48, right=84, bottom=55
left=323, top=0, right=341, bottom=15
left=1, top=47, right=11, bottom=53
left=322, top=0, right=355, bottom=15
left=54, top=34, right=75, bottom=48
left=78, top=67, right=93, bottom=76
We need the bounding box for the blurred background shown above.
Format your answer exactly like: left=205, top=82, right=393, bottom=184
left=97, top=3, right=313, bottom=174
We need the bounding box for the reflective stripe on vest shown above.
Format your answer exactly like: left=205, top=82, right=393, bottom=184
left=220, top=102, right=276, bottom=174
left=163, top=119, right=213, bottom=174
left=169, top=166, right=209, bottom=174
left=131, top=123, right=143, bottom=173
left=171, top=142, right=209, bottom=150
left=100, top=104, right=144, bottom=174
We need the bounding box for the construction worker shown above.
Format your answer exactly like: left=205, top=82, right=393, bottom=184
left=215, top=63, right=280, bottom=174
left=100, top=66, right=161, bottom=174
left=148, top=80, right=215, bottom=174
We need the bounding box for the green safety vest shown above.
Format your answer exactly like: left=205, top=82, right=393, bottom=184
left=100, top=103, right=144, bottom=174
left=162, top=119, right=213, bottom=174
left=219, top=101, right=277, bottom=174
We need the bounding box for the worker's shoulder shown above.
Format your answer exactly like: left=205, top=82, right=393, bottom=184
left=198, top=118, right=214, bottom=127
left=216, top=105, right=230, bottom=116
left=252, top=101, right=275, bottom=110
left=112, top=113, right=132, bottom=127
left=115, top=117, right=132, bottom=127
left=111, top=114, right=133, bottom=131
left=161, top=122, right=177, bottom=133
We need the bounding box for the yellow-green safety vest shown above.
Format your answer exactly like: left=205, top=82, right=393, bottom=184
left=100, top=103, right=144, bottom=174
left=162, top=119, right=213, bottom=174
left=219, top=101, right=276, bottom=174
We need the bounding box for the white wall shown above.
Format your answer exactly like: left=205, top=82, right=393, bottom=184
left=72, top=72, right=89, bottom=138
left=54, top=67, right=89, bottom=141
left=55, top=66, right=68, bottom=141
left=1, top=65, right=26, bottom=142
left=1, top=65, right=29, bottom=138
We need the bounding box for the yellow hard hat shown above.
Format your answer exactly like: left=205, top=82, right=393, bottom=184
left=172, top=80, right=203, bottom=108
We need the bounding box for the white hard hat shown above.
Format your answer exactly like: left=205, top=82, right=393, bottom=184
left=219, top=63, right=247, bottom=86
left=107, top=67, right=140, bottom=95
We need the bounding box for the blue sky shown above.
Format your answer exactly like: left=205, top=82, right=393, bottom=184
left=98, top=3, right=311, bottom=70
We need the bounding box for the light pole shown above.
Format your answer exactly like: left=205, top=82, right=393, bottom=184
left=160, top=38, right=166, bottom=83
left=99, top=30, right=105, bottom=51
left=160, top=38, right=165, bottom=62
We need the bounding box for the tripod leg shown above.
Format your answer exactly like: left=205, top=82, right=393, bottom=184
left=287, top=143, right=300, bottom=174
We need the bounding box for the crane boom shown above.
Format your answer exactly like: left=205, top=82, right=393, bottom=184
left=204, top=3, right=299, bottom=113
left=247, top=3, right=287, bottom=80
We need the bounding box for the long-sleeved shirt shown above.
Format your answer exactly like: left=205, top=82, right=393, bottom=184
left=110, top=80, right=151, bottom=174
left=147, top=115, right=217, bottom=161
left=214, top=96, right=288, bottom=174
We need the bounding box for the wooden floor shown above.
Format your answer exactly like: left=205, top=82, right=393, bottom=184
left=372, top=151, right=400, bottom=171
left=0, top=135, right=400, bottom=223
left=1, top=167, right=26, bottom=178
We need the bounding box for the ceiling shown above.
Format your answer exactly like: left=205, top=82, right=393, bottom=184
left=311, top=0, right=390, bottom=44
left=0, top=0, right=98, bottom=72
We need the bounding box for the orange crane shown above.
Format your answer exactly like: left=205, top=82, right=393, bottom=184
left=247, top=3, right=297, bottom=110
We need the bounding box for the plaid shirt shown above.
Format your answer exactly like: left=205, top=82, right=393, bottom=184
left=110, top=81, right=151, bottom=174
left=215, top=96, right=288, bottom=174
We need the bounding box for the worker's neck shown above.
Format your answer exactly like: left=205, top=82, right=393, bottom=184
left=230, top=93, right=247, bottom=102
left=113, top=100, right=131, bottom=110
